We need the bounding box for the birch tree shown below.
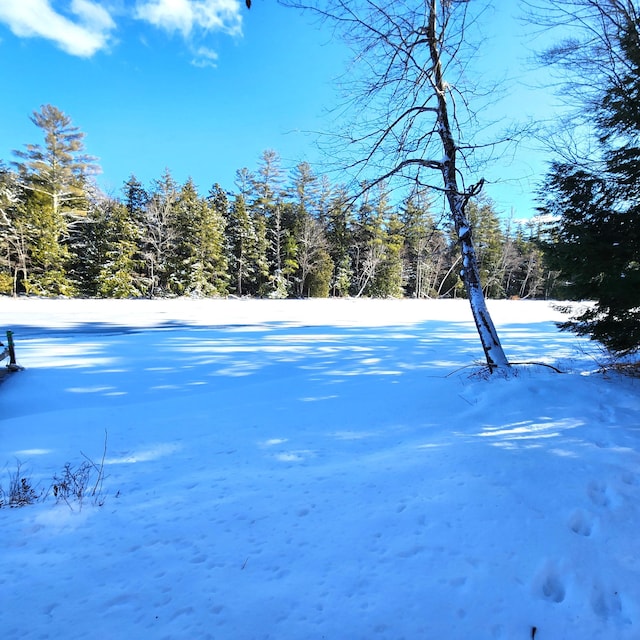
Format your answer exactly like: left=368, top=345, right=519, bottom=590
left=284, top=0, right=511, bottom=370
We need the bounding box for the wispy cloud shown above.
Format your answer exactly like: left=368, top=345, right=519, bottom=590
left=0, top=0, right=243, bottom=58
left=191, top=45, right=218, bottom=68
left=135, top=0, right=242, bottom=37
left=0, top=0, right=115, bottom=57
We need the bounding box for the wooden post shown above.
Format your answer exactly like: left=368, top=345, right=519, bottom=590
left=7, top=331, right=16, bottom=367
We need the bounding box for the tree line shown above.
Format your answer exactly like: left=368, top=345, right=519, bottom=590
left=0, top=105, right=554, bottom=301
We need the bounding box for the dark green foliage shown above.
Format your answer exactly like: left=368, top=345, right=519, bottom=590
left=325, top=189, right=354, bottom=296
left=225, top=193, right=255, bottom=296
left=96, top=200, right=143, bottom=298
left=306, top=249, right=334, bottom=297
left=375, top=212, right=404, bottom=298
left=13, top=105, right=97, bottom=221
left=19, top=190, right=74, bottom=296
left=541, top=20, right=640, bottom=354
left=2, top=107, right=559, bottom=301
left=543, top=165, right=640, bottom=353
left=7, top=105, right=100, bottom=296
left=400, top=197, right=448, bottom=298
left=468, top=201, right=505, bottom=299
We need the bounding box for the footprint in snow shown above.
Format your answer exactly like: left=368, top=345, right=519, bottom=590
left=587, top=480, right=611, bottom=508
left=541, top=574, right=566, bottom=603
left=591, top=585, right=627, bottom=623
left=568, top=509, right=595, bottom=537
left=535, top=564, right=566, bottom=604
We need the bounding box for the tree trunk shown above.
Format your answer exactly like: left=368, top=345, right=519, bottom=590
left=428, top=0, right=510, bottom=371
left=449, top=193, right=510, bottom=370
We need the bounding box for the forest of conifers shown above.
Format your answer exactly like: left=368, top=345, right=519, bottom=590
left=0, top=105, right=555, bottom=301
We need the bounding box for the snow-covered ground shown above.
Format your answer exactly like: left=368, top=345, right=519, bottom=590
left=1, top=298, right=639, bottom=640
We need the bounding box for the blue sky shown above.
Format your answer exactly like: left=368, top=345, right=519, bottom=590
left=0, top=1, right=556, bottom=218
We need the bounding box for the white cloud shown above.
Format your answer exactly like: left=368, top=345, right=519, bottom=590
left=0, top=0, right=242, bottom=60
left=135, top=0, right=193, bottom=36
left=71, top=0, right=114, bottom=32
left=191, top=45, right=218, bottom=68
left=0, top=0, right=115, bottom=57
left=135, top=0, right=242, bottom=37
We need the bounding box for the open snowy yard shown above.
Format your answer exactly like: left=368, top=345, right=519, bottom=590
left=1, top=298, right=639, bottom=640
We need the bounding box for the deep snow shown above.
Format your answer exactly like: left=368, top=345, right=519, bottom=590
left=0, top=298, right=639, bottom=640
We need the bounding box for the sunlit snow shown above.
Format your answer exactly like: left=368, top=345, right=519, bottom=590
left=1, top=298, right=639, bottom=640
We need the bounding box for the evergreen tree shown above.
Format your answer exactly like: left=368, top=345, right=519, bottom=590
left=541, top=19, right=640, bottom=353
left=226, top=193, right=255, bottom=296
left=95, top=199, right=142, bottom=298
left=19, top=190, right=74, bottom=296
left=11, top=105, right=98, bottom=295
left=123, top=175, right=149, bottom=227
left=168, top=178, right=201, bottom=294
left=466, top=200, right=505, bottom=299
left=501, top=220, right=548, bottom=300
left=375, top=212, right=404, bottom=298
left=68, top=200, right=108, bottom=296
left=353, top=186, right=389, bottom=297
left=325, top=187, right=354, bottom=297
left=13, top=105, right=97, bottom=220
left=252, top=210, right=271, bottom=296
left=400, top=195, right=448, bottom=298
left=199, top=184, right=230, bottom=296
left=252, top=151, right=287, bottom=296
left=306, top=247, right=334, bottom=297
left=122, top=175, right=150, bottom=293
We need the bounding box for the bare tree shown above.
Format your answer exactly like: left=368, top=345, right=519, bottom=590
left=280, top=0, right=510, bottom=370
left=0, top=166, right=27, bottom=294
left=296, top=212, right=331, bottom=296
left=141, top=170, right=179, bottom=297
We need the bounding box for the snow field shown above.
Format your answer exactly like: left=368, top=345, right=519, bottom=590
left=0, top=298, right=639, bottom=639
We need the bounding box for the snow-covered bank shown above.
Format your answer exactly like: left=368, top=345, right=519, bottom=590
left=0, top=296, right=572, bottom=328
left=1, top=299, right=638, bottom=640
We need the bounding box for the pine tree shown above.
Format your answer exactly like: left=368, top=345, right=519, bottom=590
left=306, top=248, right=334, bottom=297
left=122, top=175, right=150, bottom=293
left=375, top=212, right=404, bottom=298
left=466, top=200, right=505, bottom=299
left=325, top=188, right=354, bottom=297
left=68, top=200, right=108, bottom=296
left=19, top=190, right=74, bottom=296
left=226, top=193, right=255, bottom=296
left=168, top=178, right=201, bottom=295
left=541, top=19, right=640, bottom=354
left=13, top=105, right=97, bottom=221
left=252, top=211, right=271, bottom=296
left=11, top=105, right=98, bottom=295
left=252, top=151, right=287, bottom=296
left=199, top=184, right=230, bottom=296
left=123, top=175, right=149, bottom=227
left=353, top=186, right=389, bottom=297
left=400, top=195, right=448, bottom=298
left=95, top=200, right=142, bottom=298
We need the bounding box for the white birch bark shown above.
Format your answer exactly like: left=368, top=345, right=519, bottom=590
left=427, top=0, right=510, bottom=370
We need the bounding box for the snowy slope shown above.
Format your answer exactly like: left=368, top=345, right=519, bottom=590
left=1, top=298, right=639, bottom=640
